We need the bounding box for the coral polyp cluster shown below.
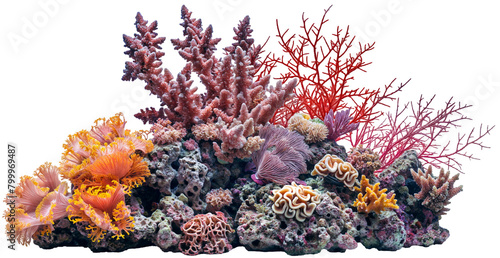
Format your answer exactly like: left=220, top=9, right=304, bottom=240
left=353, top=175, right=399, bottom=214
left=4, top=4, right=494, bottom=256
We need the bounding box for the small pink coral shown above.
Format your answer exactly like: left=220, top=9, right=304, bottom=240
left=183, top=139, right=199, bottom=151
left=205, top=188, right=233, bottom=212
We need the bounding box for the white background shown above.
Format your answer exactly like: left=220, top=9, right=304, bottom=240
left=1, top=0, right=499, bottom=257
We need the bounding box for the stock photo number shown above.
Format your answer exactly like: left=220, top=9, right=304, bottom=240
left=6, top=144, right=17, bottom=250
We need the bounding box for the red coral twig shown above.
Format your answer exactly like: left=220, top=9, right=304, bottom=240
left=349, top=95, right=495, bottom=172
left=259, top=6, right=405, bottom=126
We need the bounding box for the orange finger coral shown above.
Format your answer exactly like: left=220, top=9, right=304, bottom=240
left=66, top=181, right=134, bottom=242
left=312, top=154, right=359, bottom=191
left=60, top=113, right=153, bottom=190
left=353, top=175, right=399, bottom=214
left=269, top=182, right=321, bottom=222
left=411, top=166, right=463, bottom=216
left=3, top=163, right=71, bottom=246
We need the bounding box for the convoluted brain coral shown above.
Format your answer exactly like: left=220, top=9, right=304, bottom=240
left=312, top=154, right=359, bottom=190
left=269, top=182, right=321, bottom=222
left=353, top=175, right=399, bottom=214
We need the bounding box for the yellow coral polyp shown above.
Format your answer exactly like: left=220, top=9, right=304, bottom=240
left=353, top=175, right=399, bottom=214
left=67, top=181, right=134, bottom=242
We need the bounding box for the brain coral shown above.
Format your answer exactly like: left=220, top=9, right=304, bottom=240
left=312, top=154, right=359, bottom=190
left=353, top=175, right=399, bottom=214
left=269, top=182, right=321, bottom=222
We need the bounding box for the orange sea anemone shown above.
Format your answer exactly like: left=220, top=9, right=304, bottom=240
left=3, top=163, right=71, bottom=246
left=67, top=181, right=134, bottom=242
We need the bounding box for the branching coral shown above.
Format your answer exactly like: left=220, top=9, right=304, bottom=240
left=205, top=188, right=233, bottom=212
left=287, top=114, right=328, bottom=143
left=60, top=113, right=153, bottom=190
left=178, top=211, right=234, bottom=255
left=348, top=145, right=381, bottom=177
left=311, top=154, right=359, bottom=191
left=269, top=182, right=321, bottom=222
left=324, top=109, right=359, bottom=141
left=3, top=163, right=71, bottom=246
left=349, top=96, right=495, bottom=172
left=259, top=6, right=406, bottom=126
left=353, top=175, right=399, bottom=214
left=67, top=181, right=134, bottom=242
left=122, top=7, right=297, bottom=163
left=411, top=167, right=463, bottom=216
left=251, top=125, right=312, bottom=185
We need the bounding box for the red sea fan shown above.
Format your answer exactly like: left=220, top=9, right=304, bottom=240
left=349, top=96, right=495, bottom=172
left=251, top=125, right=312, bottom=185
left=259, top=6, right=406, bottom=126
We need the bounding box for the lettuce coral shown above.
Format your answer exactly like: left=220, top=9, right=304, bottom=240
left=353, top=175, right=399, bottom=214
left=67, top=181, right=134, bottom=242
left=411, top=167, right=463, bottom=216
left=178, top=211, right=234, bottom=255
left=3, top=163, right=71, bottom=245
left=312, top=154, right=359, bottom=190
left=269, top=182, right=321, bottom=222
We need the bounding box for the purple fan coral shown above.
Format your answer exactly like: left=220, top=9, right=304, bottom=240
left=251, top=125, right=312, bottom=185
left=324, top=109, right=360, bottom=141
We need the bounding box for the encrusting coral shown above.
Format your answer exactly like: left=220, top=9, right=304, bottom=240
left=411, top=166, right=463, bottom=216
left=312, top=154, right=359, bottom=190
left=178, top=211, right=234, bottom=255
left=3, top=163, right=71, bottom=246
left=347, top=145, right=381, bottom=176
left=287, top=114, right=329, bottom=143
left=353, top=175, right=399, bottom=214
left=269, top=182, right=321, bottom=222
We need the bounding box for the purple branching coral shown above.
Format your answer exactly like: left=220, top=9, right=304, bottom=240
left=122, top=6, right=297, bottom=163
left=251, top=125, right=312, bottom=185
left=324, top=109, right=360, bottom=141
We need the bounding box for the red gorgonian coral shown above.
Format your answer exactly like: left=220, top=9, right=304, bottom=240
left=348, top=96, right=495, bottom=172
left=258, top=5, right=407, bottom=126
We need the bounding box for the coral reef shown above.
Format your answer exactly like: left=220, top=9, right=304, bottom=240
left=353, top=175, right=399, bottom=214
left=411, top=167, right=463, bottom=216
left=311, top=154, right=359, bottom=191
left=7, top=4, right=494, bottom=257
left=269, top=182, right=321, bottom=222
